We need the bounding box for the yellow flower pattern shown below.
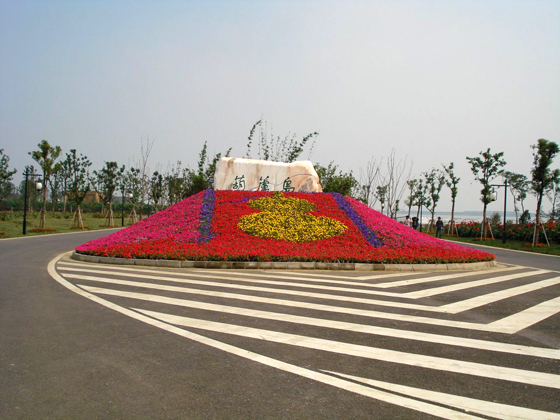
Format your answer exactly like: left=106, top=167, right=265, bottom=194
left=238, top=192, right=347, bottom=242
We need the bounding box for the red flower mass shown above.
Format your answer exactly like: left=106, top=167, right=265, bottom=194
left=76, top=190, right=494, bottom=264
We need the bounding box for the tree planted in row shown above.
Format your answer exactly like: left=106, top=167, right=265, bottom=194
left=0, top=149, right=17, bottom=204
left=65, top=149, right=92, bottom=229
left=466, top=148, right=506, bottom=239
left=530, top=139, right=559, bottom=244
left=29, top=140, right=61, bottom=228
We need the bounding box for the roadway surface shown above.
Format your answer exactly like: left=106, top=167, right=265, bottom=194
left=1, top=230, right=559, bottom=419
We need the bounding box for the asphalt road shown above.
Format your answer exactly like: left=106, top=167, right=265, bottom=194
left=1, top=231, right=559, bottom=419
left=447, top=239, right=560, bottom=272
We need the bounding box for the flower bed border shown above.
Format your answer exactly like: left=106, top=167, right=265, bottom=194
left=71, top=251, right=497, bottom=271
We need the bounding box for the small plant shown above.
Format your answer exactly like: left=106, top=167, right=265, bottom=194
left=28, top=227, right=57, bottom=233
left=0, top=230, right=6, bottom=238
left=70, top=225, right=91, bottom=230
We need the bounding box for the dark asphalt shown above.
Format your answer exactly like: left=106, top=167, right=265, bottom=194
left=1, top=231, right=559, bottom=419
left=447, top=240, right=560, bottom=271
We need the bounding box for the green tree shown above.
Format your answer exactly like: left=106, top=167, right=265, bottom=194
left=18, top=165, right=41, bottom=214
left=489, top=212, right=501, bottom=225
left=422, top=168, right=446, bottom=231
left=29, top=140, right=62, bottom=228
left=315, top=162, right=358, bottom=197
left=466, top=148, right=506, bottom=239
left=184, top=142, right=231, bottom=197
left=546, top=177, right=560, bottom=221
left=95, top=161, right=124, bottom=226
left=530, top=139, right=560, bottom=244
left=375, top=185, right=388, bottom=215
left=0, top=149, right=17, bottom=204
left=122, top=166, right=141, bottom=224
left=442, top=162, right=460, bottom=231
left=64, top=149, right=92, bottom=229
left=413, top=179, right=429, bottom=222
left=149, top=170, right=164, bottom=212
left=404, top=179, right=418, bottom=217
left=48, top=162, right=63, bottom=212
left=500, top=171, right=529, bottom=223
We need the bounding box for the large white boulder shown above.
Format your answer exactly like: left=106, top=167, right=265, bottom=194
left=214, top=157, right=322, bottom=192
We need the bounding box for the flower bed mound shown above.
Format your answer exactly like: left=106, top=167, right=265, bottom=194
left=76, top=190, right=494, bottom=264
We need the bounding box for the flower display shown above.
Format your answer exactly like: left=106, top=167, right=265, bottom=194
left=238, top=192, right=347, bottom=242
left=76, top=190, right=495, bottom=263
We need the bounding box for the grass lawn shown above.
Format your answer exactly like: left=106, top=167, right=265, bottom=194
left=0, top=211, right=131, bottom=239
left=442, top=234, right=560, bottom=256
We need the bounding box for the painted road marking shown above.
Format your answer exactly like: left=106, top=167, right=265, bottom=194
left=442, top=276, right=560, bottom=314
left=50, top=254, right=560, bottom=419
left=403, top=269, right=550, bottom=298
left=61, top=272, right=559, bottom=333
left=58, top=270, right=444, bottom=312
left=489, top=295, right=560, bottom=334
left=135, top=308, right=560, bottom=389
left=78, top=284, right=560, bottom=359
left=326, top=371, right=560, bottom=420
left=373, top=266, right=521, bottom=288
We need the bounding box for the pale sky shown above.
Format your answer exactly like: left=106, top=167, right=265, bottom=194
left=1, top=0, right=559, bottom=215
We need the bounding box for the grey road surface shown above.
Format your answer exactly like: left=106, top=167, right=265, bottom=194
left=1, top=231, right=559, bottom=419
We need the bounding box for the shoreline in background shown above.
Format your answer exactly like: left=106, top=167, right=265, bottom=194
left=393, top=210, right=520, bottom=224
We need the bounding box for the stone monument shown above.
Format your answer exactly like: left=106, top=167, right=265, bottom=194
left=214, top=157, right=322, bottom=192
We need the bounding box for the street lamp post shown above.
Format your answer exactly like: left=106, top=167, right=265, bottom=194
left=121, top=191, right=132, bottom=227
left=121, top=192, right=125, bottom=227
left=22, top=169, right=42, bottom=235
left=419, top=190, right=424, bottom=232
left=490, top=179, right=508, bottom=244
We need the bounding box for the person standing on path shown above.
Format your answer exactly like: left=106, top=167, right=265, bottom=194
left=404, top=215, right=412, bottom=228
left=435, top=216, right=444, bottom=238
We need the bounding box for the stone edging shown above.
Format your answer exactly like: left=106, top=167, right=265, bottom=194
left=71, top=252, right=497, bottom=271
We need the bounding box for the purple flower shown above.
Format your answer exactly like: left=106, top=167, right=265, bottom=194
left=197, top=189, right=217, bottom=243
left=331, top=193, right=384, bottom=248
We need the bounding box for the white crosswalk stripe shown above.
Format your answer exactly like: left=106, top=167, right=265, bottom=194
left=51, top=255, right=560, bottom=420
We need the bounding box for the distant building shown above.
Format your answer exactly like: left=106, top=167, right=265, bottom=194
left=83, top=191, right=101, bottom=203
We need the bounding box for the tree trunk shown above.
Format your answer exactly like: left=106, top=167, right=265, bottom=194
left=106, top=202, right=114, bottom=227
left=41, top=187, right=47, bottom=229
left=450, top=198, right=456, bottom=234
left=534, top=193, right=543, bottom=246
left=482, top=203, right=488, bottom=239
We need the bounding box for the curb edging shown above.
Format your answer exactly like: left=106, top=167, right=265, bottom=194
left=71, top=252, right=497, bottom=271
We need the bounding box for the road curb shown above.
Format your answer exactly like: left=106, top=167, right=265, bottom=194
left=71, top=252, right=497, bottom=271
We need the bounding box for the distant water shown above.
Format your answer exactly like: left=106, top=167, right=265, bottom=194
left=393, top=210, right=520, bottom=224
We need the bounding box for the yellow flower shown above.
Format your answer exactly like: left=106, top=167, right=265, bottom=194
left=238, top=193, right=347, bottom=242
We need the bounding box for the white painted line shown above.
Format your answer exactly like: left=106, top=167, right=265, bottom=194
left=325, top=371, right=560, bottom=420
left=373, top=267, right=520, bottom=289
left=60, top=261, right=422, bottom=289
left=442, top=276, right=560, bottom=314
left=489, top=295, right=560, bottom=334
left=59, top=267, right=409, bottom=297
left=58, top=269, right=441, bottom=312
left=48, top=253, right=484, bottom=419
left=404, top=270, right=550, bottom=298
left=196, top=268, right=422, bottom=285
left=59, top=273, right=517, bottom=332
left=79, top=285, right=560, bottom=359
left=135, top=309, right=560, bottom=389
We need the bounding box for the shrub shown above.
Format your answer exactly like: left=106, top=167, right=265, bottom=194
left=28, top=227, right=57, bottom=233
